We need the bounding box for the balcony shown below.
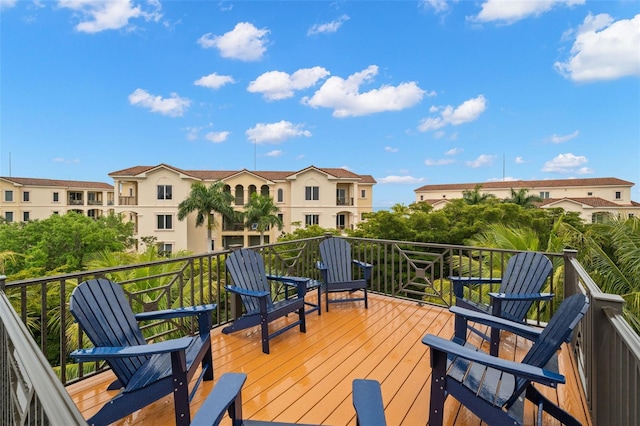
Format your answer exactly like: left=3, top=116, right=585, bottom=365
left=118, top=196, right=137, bottom=206
left=336, top=197, right=354, bottom=206
left=1, top=237, right=639, bottom=425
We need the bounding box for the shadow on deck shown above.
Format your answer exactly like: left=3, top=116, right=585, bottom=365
left=67, top=293, right=591, bottom=425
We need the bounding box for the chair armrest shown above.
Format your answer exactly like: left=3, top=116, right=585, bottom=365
left=266, top=275, right=308, bottom=285
left=450, top=306, right=542, bottom=342
left=190, top=372, right=247, bottom=426
left=489, top=292, right=554, bottom=302
left=353, top=379, right=387, bottom=426
left=134, top=304, right=217, bottom=322
left=71, top=336, right=193, bottom=361
left=422, top=334, right=564, bottom=387
left=224, top=285, right=269, bottom=299
left=316, top=261, right=327, bottom=271
left=450, top=276, right=502, bottom=298
left=353, top=260, right=373, bottom=281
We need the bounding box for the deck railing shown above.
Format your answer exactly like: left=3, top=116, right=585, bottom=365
left=1, top=236, right=638, bottom=425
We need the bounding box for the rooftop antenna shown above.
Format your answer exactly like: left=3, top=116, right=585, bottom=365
left=9, top=152, right=11, bottom=177
left=502, top=154, right=505, bottom=181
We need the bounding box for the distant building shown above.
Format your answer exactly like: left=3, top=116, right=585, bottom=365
left=0, top=177, right=114, bottom=223
left=109, top=164, right=376, bottom=254
left=414, top=177, right=640, bottom=223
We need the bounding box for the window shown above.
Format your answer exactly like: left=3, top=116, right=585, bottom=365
left=615, top=191, right=621, bottom=200
left=420, top=195, right=424, bottom=201
left=5, top=212, right=13, bottom=222
left=539, top=191, right=550, bottom=199
left=23, top=191, right=30, bottom=202
left=587, top=192, right=593, bottom=196
left=277, top=213, right=283, bottom=223
left=305, top=186, right=319, bottom=201
left=277, top=188, right=284, bottom=203
left=52, top=211, right=59, bottom=215
left=361, top=189, right=366, bottom=198
left=305, top=214, right=319, bottom=226
left=23, top=212, right=30, bottom=222
left=629, top=214, right=635, bottom=218
left=157, top=214, right=173, bottom=230
left=157, top=185, right=172, bottom=200
left=158, top=243, right=173, bottom=257
left=53, top=192, right=59, bottom=202
left=4, top=190, right=13, bottom=202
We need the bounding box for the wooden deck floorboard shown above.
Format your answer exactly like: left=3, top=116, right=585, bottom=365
left=66, top=293, right=591, bottom=426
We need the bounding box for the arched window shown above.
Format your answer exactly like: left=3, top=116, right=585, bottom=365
left=248, top=185, right=257, bottom=198
left=235, top=185, right=244, bottom=205
left=277, top=188, right=284, bottom=203
left=261, top=185, right=269, bottom=196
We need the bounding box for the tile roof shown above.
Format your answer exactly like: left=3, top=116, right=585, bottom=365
left=1, top=177, right=113, bottom=190
left=541, top=197, right=640, bottom=208
left=108, top=164, right=377, bottom=183
left=415, top=177, right=634, bottom=192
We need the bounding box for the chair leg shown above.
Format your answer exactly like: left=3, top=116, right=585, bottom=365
left=299, top=307, right=306, bottom=333
left=429, top=349, right=447, bottom=426
left=317, top=287, right=322, bottom=315
left=260, top=314, right=270, bottom=354
left=490, top=326, right=501, bottom=357
left=170, top=350, right=191, bottom=426
left=364, top=287, right=368, bottom=309
left=202, top=345, right=214, bottom=381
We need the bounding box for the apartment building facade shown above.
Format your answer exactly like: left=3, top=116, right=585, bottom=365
left=0, top=177, right=114, bottom=223
left=415, top=177, right=640, bottom=223
left=109, top=164, right=376, bottom=254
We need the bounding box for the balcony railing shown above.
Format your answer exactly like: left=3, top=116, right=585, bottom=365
left=336, top=197, right=354, bottom=206
left=118, top=196, right=137, bottom=206
left=67, top=199, right=84, bottom=206
left=87, top=200, right=103, bottom=206
left=1, top=236, right=639, bottom=425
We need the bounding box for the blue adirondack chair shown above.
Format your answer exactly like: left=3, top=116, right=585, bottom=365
left=352, top=379, right=387, bottom=426
left=451, top=251, right=554, bottom=355
left=69, top=278, right=217, bottom=426
left=317, top=238, right=373, bottom=311
left=423, top=293, right=589, bottom=426
left=222, top=249, right=307, bottom=354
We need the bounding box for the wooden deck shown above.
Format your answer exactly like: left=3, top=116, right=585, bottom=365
left=67, top=293, right=592, bottom=425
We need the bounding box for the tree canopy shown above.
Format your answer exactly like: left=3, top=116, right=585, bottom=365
left=243, top=193, right=283, bottom=245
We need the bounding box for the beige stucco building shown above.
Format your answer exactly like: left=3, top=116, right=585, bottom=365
left=415, top=177, right=640, bottom=223
left=109, top=164, right=376, bottom=254
left=0, top=177, right=114, bottom=223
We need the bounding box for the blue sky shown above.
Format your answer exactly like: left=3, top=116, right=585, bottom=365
left=1, top=0, right=639, bottom=210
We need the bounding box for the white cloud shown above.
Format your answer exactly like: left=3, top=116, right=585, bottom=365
left=549, top=130, right=579, bottom=143
left=554, top=13, right=640, bottom=82
left=184, top=126, right=200, bottom=140
left=307, top=14, right=349, bottom=36
left=418, top=95, right=487, bottom=131
left=128, top=88, right=190, bottom=117
left=245, top=120, right=311, bottom=144
left=515, top=156, right=525, bottom=164
left=425, top=158, right=455, bottom=166
left=0, top=0, right=17, bottom=11
left=302, top=65, right=425, bottom=117
left=445, top=147, right=463, bottom=155
left=194, top=73, right=235, bottom=89
left=247, top=67, right=330, bottom=101
left=541, top=153, right=590, bottom=173
left=474, top=0, right=585, bottom=24
left=53, top=157, right=80, bottom=164
left=205, top=131, right=230, bottom=143
left=266, top=150, right=283, bottom=157
left=466, top=154, right=496, bottom=168
left=420, top=0, right=452, bottom=14
left=377, top=175, right=425, bottom=184
left=58, top=0, right=162, bottom=33
left=197, top=22, right=269, bottom=61
left=384, top=146, right=398, bottom=153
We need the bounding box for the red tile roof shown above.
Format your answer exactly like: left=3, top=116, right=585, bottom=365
left=1, top=177, right=113, bottom=190
left=109, top=164, right=377, bottom=183
left=415, top=177, right=634, bottom=192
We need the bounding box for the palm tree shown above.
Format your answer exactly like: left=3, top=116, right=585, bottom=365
left=243, top=193, right=283, bottom=245
left=504, top=188, right=542, bottom=208
left=177, top=181, right=235, bottom=252
left=462, top=184, right=496, bottom=205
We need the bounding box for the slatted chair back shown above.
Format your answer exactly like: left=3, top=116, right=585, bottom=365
left=499, top=252, right=553, bottom=321
left=319, top=238, right=353, bottom=284
left=508, top=293, right=589, bottom=407
left=226, top=249, right=275, bottom=314
left=69, top=278, right=149, bottom=388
